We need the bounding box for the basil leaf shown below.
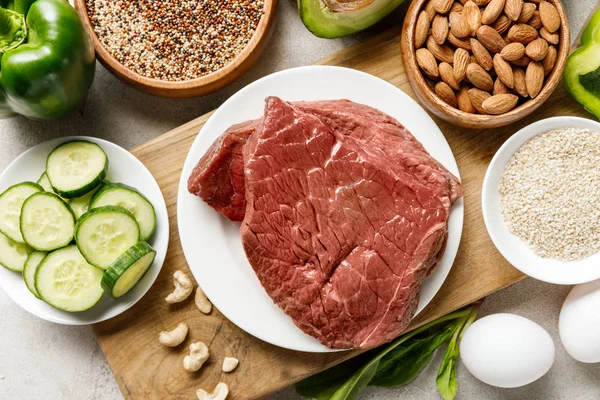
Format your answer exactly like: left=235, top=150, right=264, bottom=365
left=371, top=323, right=456, bottom=387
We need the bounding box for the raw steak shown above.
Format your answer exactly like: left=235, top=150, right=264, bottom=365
left=238, top=97, right=455, bottom=349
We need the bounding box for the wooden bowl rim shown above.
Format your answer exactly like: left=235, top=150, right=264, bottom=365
left=74, top=0, right=277, bottom=91
left=401, top=0, right=570, bottom=128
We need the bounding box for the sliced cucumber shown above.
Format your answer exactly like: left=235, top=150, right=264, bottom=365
left=91, top=182, right=156, bottom=241
left=0, top=230, right=32, bottom=272
left=101, top=241, right=156, bottom=299
left=46, top=141, right=108, bottom=199
left=75, top=206, right=140, bottom=269
left=35, top=245, right=104, bottom=312
left=20, top=192, right=76, bottom=251
left=69, top=185, right=100, bottom=220
left=37, top=172, right=70, bottom=203
left=23, top=251, right=46, bottom=299
left=0, top=182, right=43, bottom=242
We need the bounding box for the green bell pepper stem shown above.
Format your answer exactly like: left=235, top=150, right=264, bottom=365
left=0, top=6, right=26, bottom=52
left=0, top=0, right=96, bottom=119
left=564, top=9, right=600, bottom=119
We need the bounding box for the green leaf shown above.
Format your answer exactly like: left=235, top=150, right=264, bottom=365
left=436, top=304, right=482, bottom=400
left=371, top=323, right=456, bottom=387
left=297, top=306, right=476, bottom=400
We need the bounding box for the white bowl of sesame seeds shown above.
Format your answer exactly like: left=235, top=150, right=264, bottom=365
left=483, top=116, right=600, bottom=285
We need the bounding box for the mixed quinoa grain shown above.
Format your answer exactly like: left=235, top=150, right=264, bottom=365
left=499, top=128, right=600, bottom=261
left=86, top=0, right=264, bottom=81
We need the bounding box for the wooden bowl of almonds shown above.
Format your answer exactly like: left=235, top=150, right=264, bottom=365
left=74, top=0, right=278, bottom=98
left=401, top=0, right=569, bottom=129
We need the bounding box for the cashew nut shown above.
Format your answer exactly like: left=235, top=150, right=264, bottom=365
left=195, top=286, right=212, bottom=314
left=183, top=342, right=210, bottom=372
left=159, top=322, right=188, bottom=347
left=165, top=270, right=193, bottom=303
left=222, top=357, right=239, bottom=373
left=197, top=382, right=229, bottom=400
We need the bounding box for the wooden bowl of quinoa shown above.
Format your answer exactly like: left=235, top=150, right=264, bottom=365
left=74, top=0, right=278, bottom=98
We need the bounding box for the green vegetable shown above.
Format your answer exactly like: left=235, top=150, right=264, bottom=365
left=565, top=8, right=600, bottom=118
left=298, top=0, right=405, bottom=39
left=0, top=0, right=95, bottom=120
left=296, top=303, right=481, bottom=400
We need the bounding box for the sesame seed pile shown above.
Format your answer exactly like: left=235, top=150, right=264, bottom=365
left=499, top=127, right=600, bottom=261
left=86, top=0, right=264, bottom=81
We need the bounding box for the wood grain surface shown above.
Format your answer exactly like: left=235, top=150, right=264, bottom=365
left=94, top=12, right=595, bottom=400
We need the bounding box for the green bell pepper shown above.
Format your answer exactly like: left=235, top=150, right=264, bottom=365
left=0, top=0, right=95, bottom=119
left=564, top=9, right=600, bottom=118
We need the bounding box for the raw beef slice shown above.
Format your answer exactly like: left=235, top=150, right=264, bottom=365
left=240, top=97, right=452, bottom=349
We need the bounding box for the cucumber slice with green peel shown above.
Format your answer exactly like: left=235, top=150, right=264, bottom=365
left=20, top=192, right=76, bottom=251
left=68, top=185, right=100, bottom=220
left=46, top=141, right=108, bottom=199
left=75, top=206, right=140, bottom=269
left=101, top=241, right=156, bottom=299
left=35, top=245, right=104, bottom=312
left=91, top=182, right=156, bottom=241
left=0, top=230, right=32, bottom=272
left=37, top=172, right=70, bottom=203
left=0, top=182, right=43, bottom=242
left=23, top=251, right=46, bottom=299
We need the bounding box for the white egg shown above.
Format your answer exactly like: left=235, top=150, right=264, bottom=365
left=559, top=279, right=600, bottom=363
left=460, top=313, right=555, bottom=388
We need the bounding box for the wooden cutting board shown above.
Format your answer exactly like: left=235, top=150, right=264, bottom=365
left=94, top=5, right=598, bottom=399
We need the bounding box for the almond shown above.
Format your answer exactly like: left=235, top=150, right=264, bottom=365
left=433, top=0, right=454, bottom=14
left=427, top=36, right=455, bottom=64
left=432, top=14, right=450, bottom=44
left=416, top=48, right=440, bottom=78
left=448, top=32, right=473, bottom=50
left=511, top=55, right=532, bottom=67
left=477, top=25, right=506, bottom=53
left=543, top=45, right=557, bottom=76
left=528, top=11, right=543, bottom=30
left=493, top=53, right=515, bottom=88
left=539, top=27, right=559, bottom=45
left=513, top=67, right=528, bottom=97
left=539, top=1, right=561, bottom=33
left=525, top=38, right=549, bottom=61
left=481, top=0, right=506, bottom=25
left=454, top=48, right=470, bottom=81
left=505, top=0, right=523, bottom=21
left=449, top=11, right=471, bottom=38
left=468, top=88, right=491, bottom=113
left=474, top=0, right=492, bottom=5
left=482, top=93, right=519, bottom=114
left=471, top=38, right=493, bottom=70
left=526, top=61, right=544, bottom=98
left=435, top=81, right=458, bottom=107
left=440, top=62, right=461, bottom=90
left=507, top=23, right=538, bottom=44
left=415, top=11, right=430, bottom=48
left=424, top=1, right=437, bottom=21
left=493, top=78, right=512, bottom=95
left=457, top=86, right=475, bottom=112
left=493, top=15, right=512, bottom=35
left=450, top=2, right=464, bottom=13
left=500, top=42, right=525, bottom=61
left=467, top=62, right=494, bottom=91
left=462, top=1, right=482, bottom=36
left=517, top=2, right=536, bottom=23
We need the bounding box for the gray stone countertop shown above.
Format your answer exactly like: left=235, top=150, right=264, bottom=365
left=1, top=1, right=599, bottom=399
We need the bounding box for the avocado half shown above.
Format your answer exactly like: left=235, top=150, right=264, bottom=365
left=298, top=0, right=406, bottom=39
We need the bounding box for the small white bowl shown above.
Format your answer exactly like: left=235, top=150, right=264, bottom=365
left=482, top=116, right=600, bottom=285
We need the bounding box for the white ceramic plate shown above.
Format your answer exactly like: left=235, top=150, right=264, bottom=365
left=0, top=136, right=169, bottom=324
left=483, top=116, right=600, bottom=285
left=178, top=66, right=464, bottom=352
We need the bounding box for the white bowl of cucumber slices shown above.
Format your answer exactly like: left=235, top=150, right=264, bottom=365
left=0, top=137, right=168, bottom=324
